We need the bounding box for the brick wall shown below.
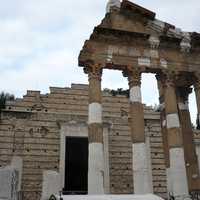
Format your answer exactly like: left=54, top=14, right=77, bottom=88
left=0, top=84, right=173, bottom=199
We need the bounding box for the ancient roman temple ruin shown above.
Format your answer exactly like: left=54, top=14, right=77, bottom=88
left=1, top=0, right=200, bottom=200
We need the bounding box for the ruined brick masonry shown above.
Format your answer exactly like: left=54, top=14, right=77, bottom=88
left=0, top=84, right=200, bottom=200
left=0, top=84, right=162, bottom=199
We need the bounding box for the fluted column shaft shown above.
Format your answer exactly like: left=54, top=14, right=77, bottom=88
left=127, top=69, right=153, bottom=194
left=86, top=65, right=104, bottom=194
left=163, top=74, right=189, bottom=199
left=156, top=74, right=171, bottom=194
left=177, top=87, right=200, bottom=191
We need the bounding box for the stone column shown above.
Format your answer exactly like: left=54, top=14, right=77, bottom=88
left=177, top=87, right=200, bottom=191
left=195, top=78, right=200, bottom=129
left=156, top=74, right=171, bottom=194
left=127, top=69, right=153, bottom=194
left=86, top=64, right=104, bottom=194
left=163, top=73, right=190, bottom=199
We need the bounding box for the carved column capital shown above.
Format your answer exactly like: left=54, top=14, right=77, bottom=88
left=161, top=71, right=179, bottom=88
left=84, top=63, right=103, bottom=81
left=123, top=67, right=142, bottom=87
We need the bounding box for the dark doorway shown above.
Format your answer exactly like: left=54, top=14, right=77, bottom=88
left=64, top=137, right=88, bottom=194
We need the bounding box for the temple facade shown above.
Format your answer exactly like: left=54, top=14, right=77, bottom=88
left=0, top=1, right=200, bottom=200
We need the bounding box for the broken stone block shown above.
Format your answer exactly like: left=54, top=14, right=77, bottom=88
left=41, top=170, right=61, bottom=200
left=0, top=166, right=18, bottom=200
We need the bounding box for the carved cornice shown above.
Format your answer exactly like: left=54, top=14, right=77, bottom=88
left=84, top=63, right=103, bottom=81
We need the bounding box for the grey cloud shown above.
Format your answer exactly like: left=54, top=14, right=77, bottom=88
left=0, top=0, right=198, bottom=123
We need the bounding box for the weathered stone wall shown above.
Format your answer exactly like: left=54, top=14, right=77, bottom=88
left=0, top=83, right=191, bottom=200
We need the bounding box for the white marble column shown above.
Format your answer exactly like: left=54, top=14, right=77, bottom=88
left=87, top=65, right=104, bottom=194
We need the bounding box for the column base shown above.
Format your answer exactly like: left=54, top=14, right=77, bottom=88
left=132, top=143, right=153, bottom=194
left=166, top=168, right=173, bottom=198
left=169, top=147, right=189, bottom=198
left=88, top=143, right=104, bottom=194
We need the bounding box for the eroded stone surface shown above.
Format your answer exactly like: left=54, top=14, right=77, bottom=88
left=0, top=167, right=18, bottom=200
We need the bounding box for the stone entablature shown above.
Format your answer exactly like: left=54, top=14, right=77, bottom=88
left=79, top=1, right=200, bottom=80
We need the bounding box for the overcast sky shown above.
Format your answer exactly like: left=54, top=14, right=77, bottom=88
left=0, top=0, right=199, bottom=123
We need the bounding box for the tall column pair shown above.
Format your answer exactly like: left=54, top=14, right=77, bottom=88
left=157, top=72, right=200, bottom=197
left=86, top=64, right=153, bottom=195
left=162, top=73, right=190, bottom=199
left=157, top=72, right=200, bottom=199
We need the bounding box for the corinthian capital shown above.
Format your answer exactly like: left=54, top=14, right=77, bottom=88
left=84, top=63, right=103, bottom=81
left=161, top=71, right=178, bottom=88
left=123, top=66, right=142, bottom=87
